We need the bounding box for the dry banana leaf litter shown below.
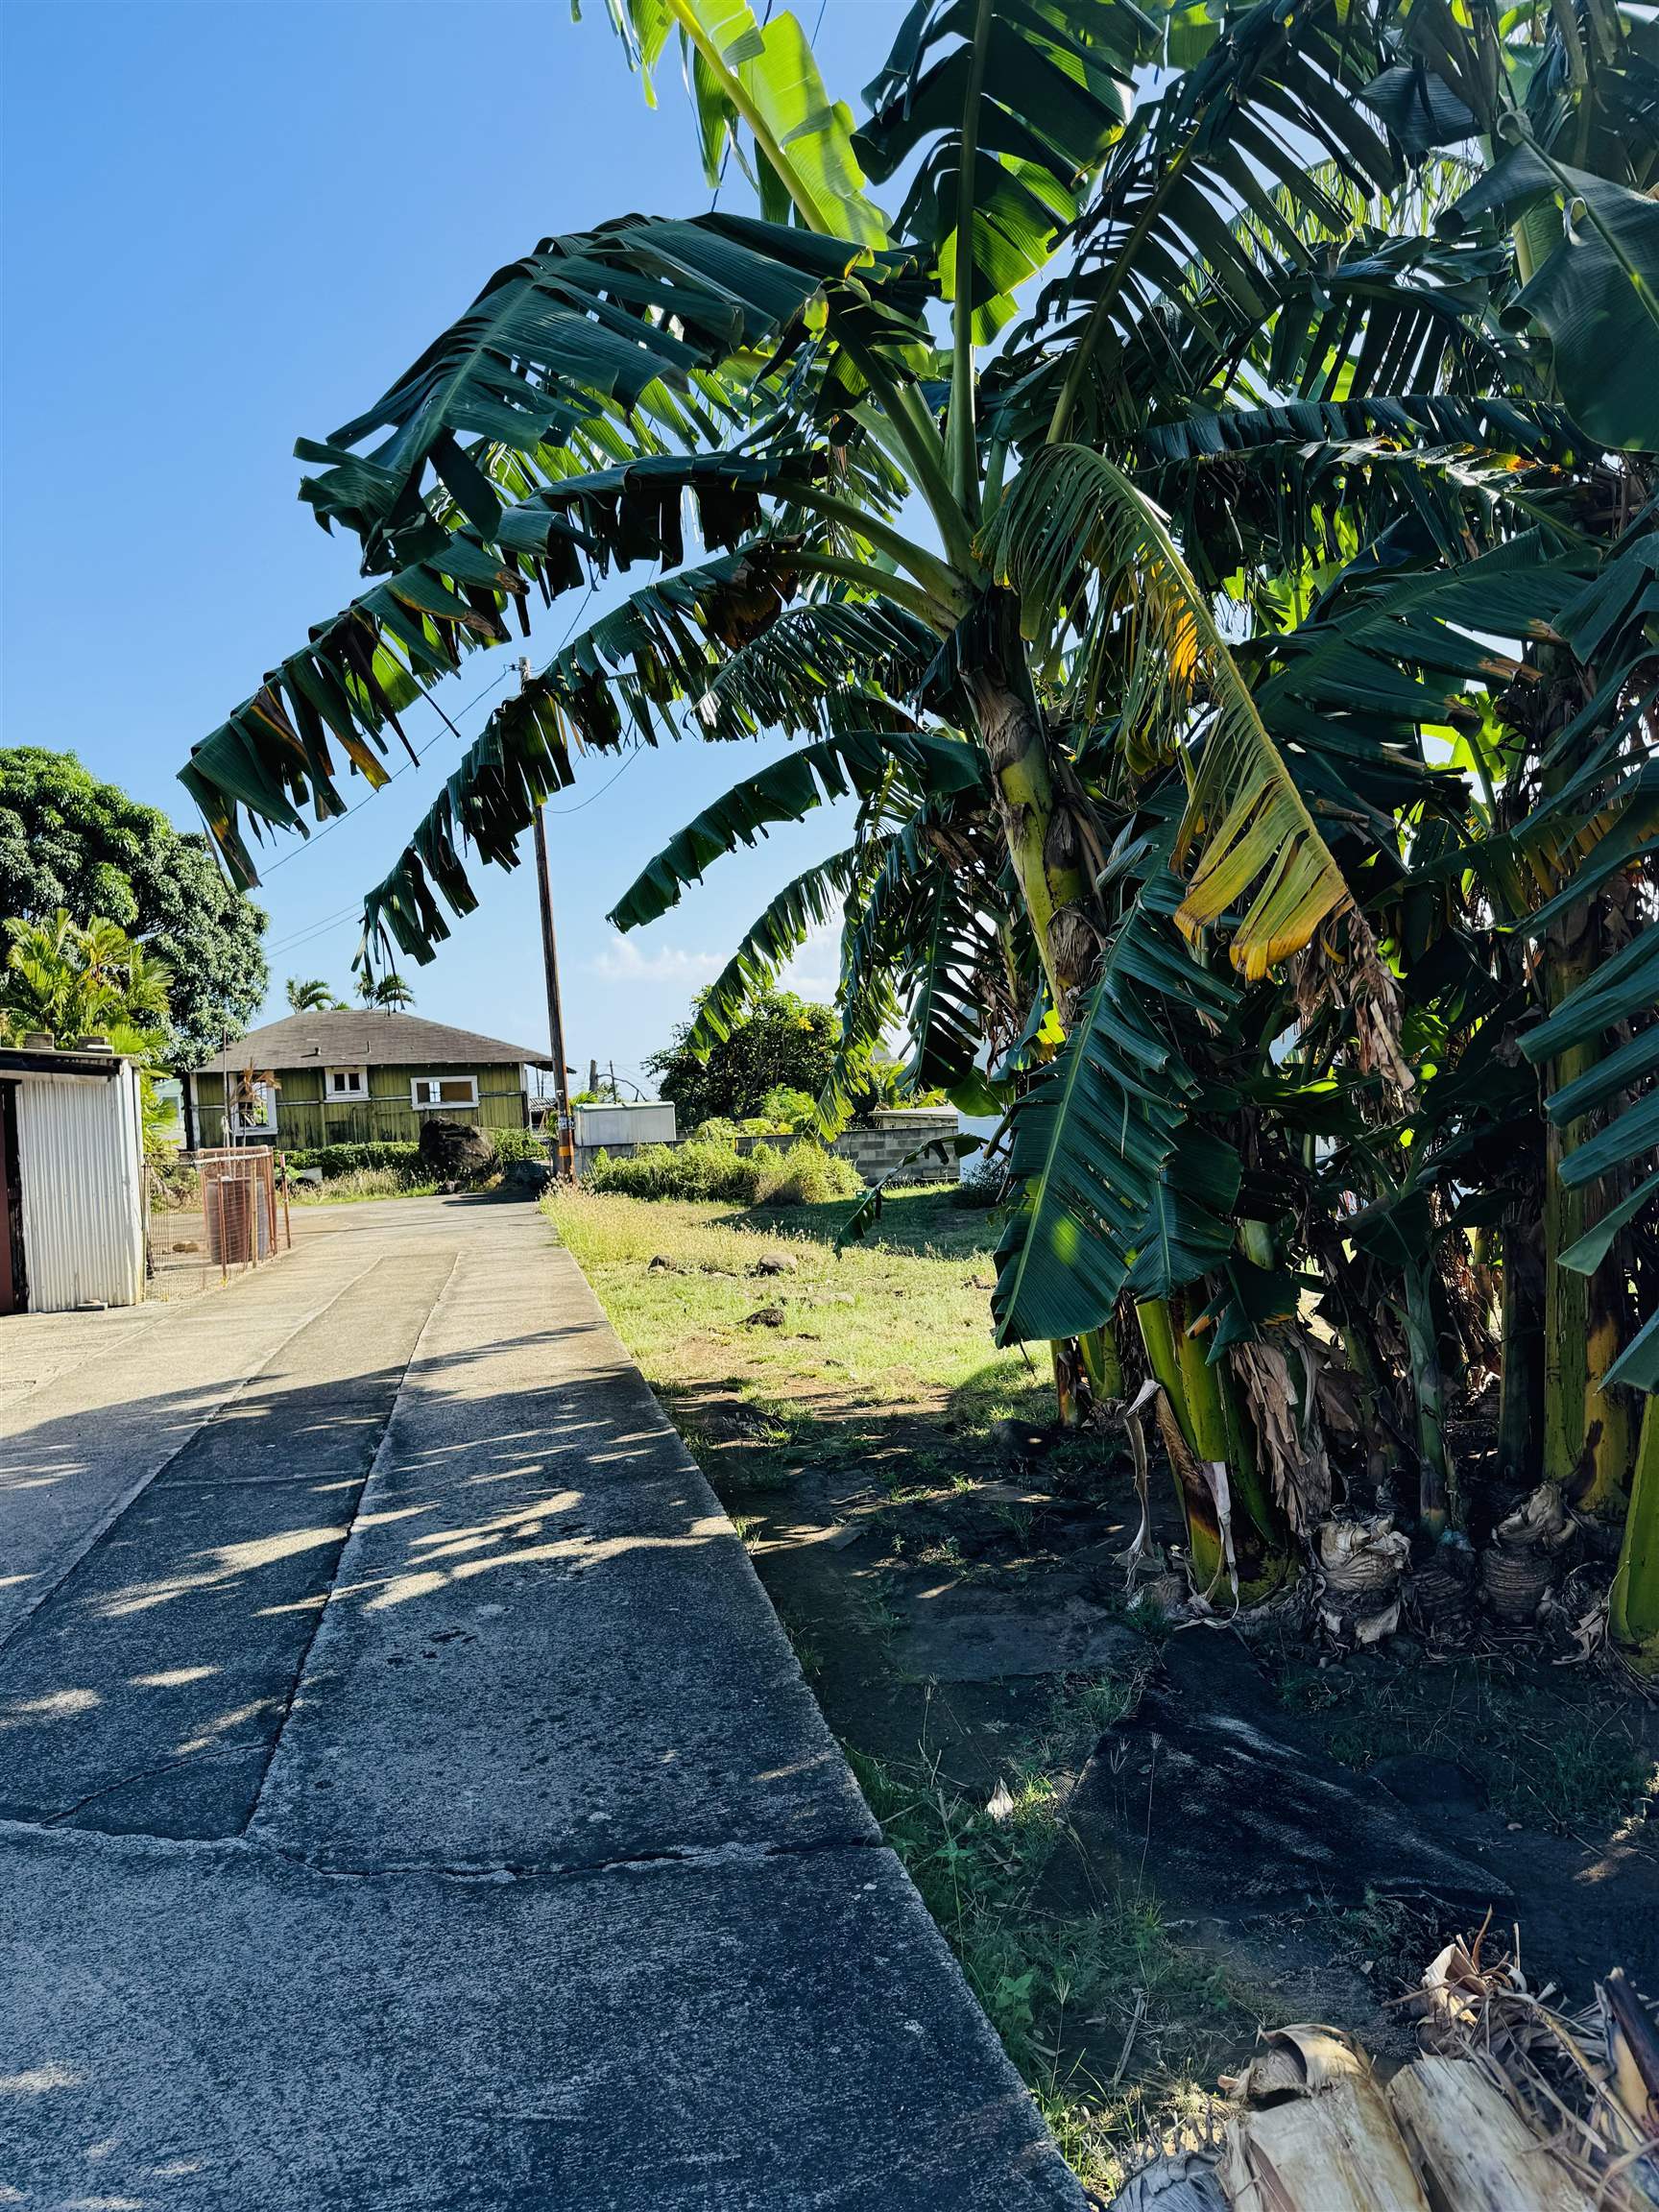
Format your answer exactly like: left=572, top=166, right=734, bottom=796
left=1108, top=1937, right=1659, bottom=2212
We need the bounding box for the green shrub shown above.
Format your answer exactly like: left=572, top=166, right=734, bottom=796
left=755, top=1140, right=863, bottom=1206
left=289, top=1166, right=438, bottom=1205
left=951, top=1159, right=1002, bottom=1210
left=586, top=1138, right=759, bottom=1203
left=756, top=1085, right=819, bottom=1131
left=491, top=1126, right=548, bottom=1165
left=282, top=1142, right=423, bottom=1179
left=691, top=1117, right=742, bottom=1143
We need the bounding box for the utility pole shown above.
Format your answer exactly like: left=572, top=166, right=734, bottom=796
left=522, top=660, right=575, bottom=1180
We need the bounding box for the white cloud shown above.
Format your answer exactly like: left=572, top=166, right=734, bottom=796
left=778, top=923, right=840, bottom=1004
left=590, top=938, right=725, bottom=984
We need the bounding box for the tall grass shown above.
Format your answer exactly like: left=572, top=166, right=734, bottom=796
left=585, top=1137, right=862, bottom=1207
left=287, top=1166, right=438, bottom=1204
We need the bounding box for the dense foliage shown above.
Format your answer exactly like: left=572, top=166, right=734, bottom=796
left=2, top=910, right=170, bottom=1050
left=176, top=0, right=1659, bottom=1664
left=646, top=989, right=838, bottom=1127
left=587, top=1134, right=862, bottom=1207
left=1, top=911, right=178, bottom=1151
left=1, top=749, right=267, bottom=1064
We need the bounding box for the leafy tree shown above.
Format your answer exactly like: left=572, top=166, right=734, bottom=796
left=1, top=911, right=180, bottom=1154
left=0, top=749, right=267, bottom=1066
left=285, top=976, right=342, bottom=1012
left=2, top=910, right=171, bottom=1045
left=174, top=1, right=1658, bottom=1646
left=647, top=991, right=837, bottom=1127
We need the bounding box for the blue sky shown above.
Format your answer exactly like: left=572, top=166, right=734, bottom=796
left=2, top=0, right=907, bottom=1090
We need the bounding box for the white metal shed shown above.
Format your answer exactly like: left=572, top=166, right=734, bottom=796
left=571, top=1101, right=678, bottom=1149
left=0, top=1043, right=147, bottom=1314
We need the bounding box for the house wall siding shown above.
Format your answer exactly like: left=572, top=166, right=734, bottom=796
left=193, top=1063, right=527, bottom=1151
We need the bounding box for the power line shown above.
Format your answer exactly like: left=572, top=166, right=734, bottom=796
left=256, top=661, right=515, bottom=881
left=261, top=582, right=604, bottom=963
left=543, top=746, right=642, bottom=816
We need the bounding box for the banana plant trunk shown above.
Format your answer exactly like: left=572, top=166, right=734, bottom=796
left=965, top=645, right=1093, bottom=1020
left=1543, top=914, right=1634, bottom=1514
left=967, top=628, right=1295, bottom=1592
left=1401, top=1261, right=1456, bottom=1535
left=1497, top=1214, right=1545, bottom=1483
left=1610, top=1395, right=1659, bottom=1672
left=1137, top=1293, right=1289, bottom=1598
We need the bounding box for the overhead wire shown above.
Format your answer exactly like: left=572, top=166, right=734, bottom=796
left=260, top=577, right=603, bottom=958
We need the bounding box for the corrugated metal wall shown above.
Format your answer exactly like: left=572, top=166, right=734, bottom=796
left=16, top=1068, right=146, bottom=1310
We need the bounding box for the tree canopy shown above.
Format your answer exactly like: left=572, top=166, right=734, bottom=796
left=647, top=989, right=837, bottom=1127
left=0, top=748, right=267, bottom=1066
left=170, top=0, right=1659, bottom=1663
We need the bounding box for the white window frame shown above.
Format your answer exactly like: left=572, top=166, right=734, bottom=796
left=410, top=1073, right=478, bottom=1111
left=325, top=1065, right=369, bottom=1100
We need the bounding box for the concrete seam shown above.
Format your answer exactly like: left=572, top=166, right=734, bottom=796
left=0, top=1250, right=398, bottom=1660
left=242, top=1245, right=466, bottom=1829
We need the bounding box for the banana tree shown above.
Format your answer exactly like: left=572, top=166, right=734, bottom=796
left=177, top=0, right=1650, bottom=1585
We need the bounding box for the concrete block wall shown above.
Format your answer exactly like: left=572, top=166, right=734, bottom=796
left=830, top=1110, right=962, bottom=1185
left=573, top=1108, right=963, bottom=1188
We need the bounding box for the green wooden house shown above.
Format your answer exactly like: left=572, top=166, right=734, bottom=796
left=187, top=1009, right=551, bottom=1152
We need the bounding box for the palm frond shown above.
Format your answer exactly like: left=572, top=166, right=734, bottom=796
left=1525, top=925, right=1659, bottom=1395
left=179, top=451, right=843, bottom=885
left=609, top=728, right=982, bottom=930
left=985, top=443, right=1353, bottom=976
left=685, top=849, right=865, bottom=1053
left=1018, top=0, right=1402, bottom=443
left=300, top=211, right=913, bottom=565
left=854, top=0, right=1151, bottom=342
left=992, top=871, right=1239, bottom=1345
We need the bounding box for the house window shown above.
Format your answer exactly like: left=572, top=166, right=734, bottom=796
left=326, top=1066, right=368, bottom=1099
left=229, top=1080, right=277, bottom=1136
left=410, top=1074, right=478, bottom=1110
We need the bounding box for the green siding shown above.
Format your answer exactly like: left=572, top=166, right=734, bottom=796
left=192, top=1061, right=527, bottom=1151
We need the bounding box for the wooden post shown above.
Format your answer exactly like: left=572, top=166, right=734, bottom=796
left=533, top=800, right=575, bottom=1182
left=278, top=1151, right=293, bottom=1250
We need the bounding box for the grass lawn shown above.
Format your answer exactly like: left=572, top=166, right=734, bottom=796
left=549, top=1182, right=1056, bottom=1487
left=548, top=1184, right=1659, bottom=2196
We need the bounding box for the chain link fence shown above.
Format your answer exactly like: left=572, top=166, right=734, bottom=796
left=144, top=1146, right=292, bottom=1298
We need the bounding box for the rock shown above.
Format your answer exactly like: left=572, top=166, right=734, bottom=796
left=744, top=1305, right=787, bottom=1330
left=754, top=1250, right=799, bottom=1277
left=647, top=1255, right=678, bottom=1273
left=417, top=1117, right=495, bottom=1183
left=502, top=1157, right=555, bottom=1192
left=991, top=1417, right=1051, bottom=1459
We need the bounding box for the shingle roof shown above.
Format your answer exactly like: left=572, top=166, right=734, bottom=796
left=194, top=1008, right=552, bottom=1075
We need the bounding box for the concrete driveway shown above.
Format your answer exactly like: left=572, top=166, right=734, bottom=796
left=0, top=1194, right=1080, bottom=2209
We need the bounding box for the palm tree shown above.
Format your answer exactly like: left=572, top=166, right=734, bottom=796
left=2, top=910, right=171, bottom=1047
left=285, top=975, right=339, bottom=1013
left=355, top=969, right=416, bottom=1010
left=176, top=0, right=1657, bottom=1623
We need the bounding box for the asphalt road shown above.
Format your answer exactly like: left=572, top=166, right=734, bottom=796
left=0, top=1193, right=1081, bottom=2210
